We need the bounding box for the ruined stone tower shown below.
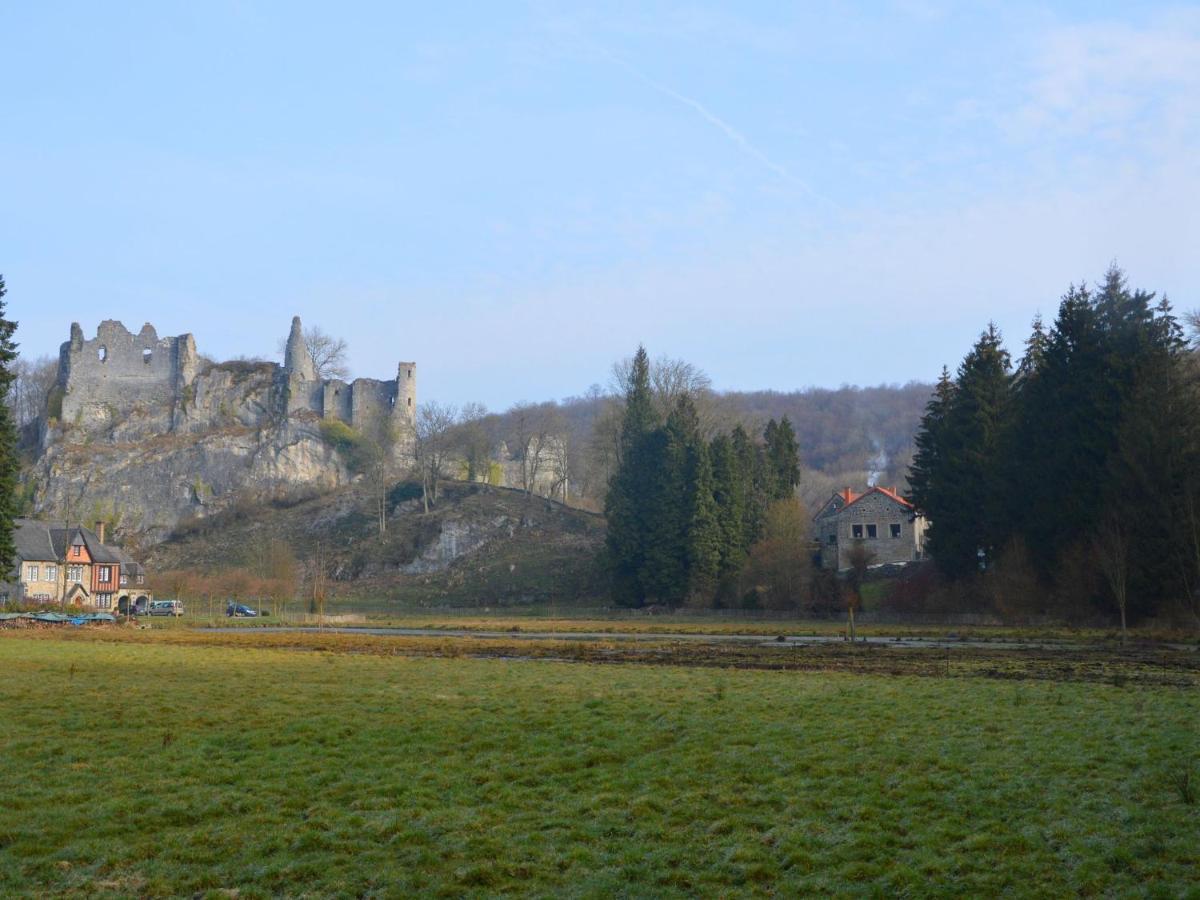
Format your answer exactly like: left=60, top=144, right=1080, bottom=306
left=54, top=316, right=416, bottom=439
left=281, top=316, right=416, bottom=436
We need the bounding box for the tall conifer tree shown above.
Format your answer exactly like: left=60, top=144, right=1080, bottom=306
left=0, top=276, right=18, bottom=571
left=604, top=346, right=660, bottom=605
left=764, top=416, right=801, bottom=501
left=710, top=433, right=747, bottom=577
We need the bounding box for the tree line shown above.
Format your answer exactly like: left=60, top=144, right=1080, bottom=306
left=604, top=346, right=804, bottom=608
left=909, top=265, right=1200, bottom=628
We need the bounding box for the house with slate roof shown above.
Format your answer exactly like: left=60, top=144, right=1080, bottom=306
left=10, top=519, right=151, bottom=611
left=814, top=486, right=928, bottom=571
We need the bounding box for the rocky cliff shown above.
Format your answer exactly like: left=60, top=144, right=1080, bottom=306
left=28, top=314, right=420, bottom=544
left=31, top=358, right=351, bottom=542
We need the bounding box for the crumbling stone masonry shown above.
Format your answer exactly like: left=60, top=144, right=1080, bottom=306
left=55, top=316, right=416, bottom=438
left=57, top=321, right=200, bottom=426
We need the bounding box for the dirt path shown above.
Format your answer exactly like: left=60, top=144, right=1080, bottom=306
left=203, top=625, right=1115, bottom=651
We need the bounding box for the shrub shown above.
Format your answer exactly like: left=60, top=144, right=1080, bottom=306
left=387, top=481, right=423, bottom=506
left=318, top=420, right=378, bottom=473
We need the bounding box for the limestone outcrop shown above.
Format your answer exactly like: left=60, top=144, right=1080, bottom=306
left=29, top=317, right=417, bottom=542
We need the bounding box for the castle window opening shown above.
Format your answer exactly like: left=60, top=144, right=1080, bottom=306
left=143, top=348, right=152, bottom=364
left=866, top=524, right=878, bottom=539
left=407, top=397, right=412, bottom=407
left=98, top=346, right=107, bottom=362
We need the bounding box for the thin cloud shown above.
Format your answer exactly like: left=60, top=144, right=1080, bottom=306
left=606, top=52, right=837, bottom=207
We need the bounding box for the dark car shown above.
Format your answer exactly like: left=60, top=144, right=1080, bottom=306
left=225, top=602, right=258, bottom=617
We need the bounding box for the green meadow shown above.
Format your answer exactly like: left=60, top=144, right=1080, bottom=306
left=1, top=637, right=1197, bottom=897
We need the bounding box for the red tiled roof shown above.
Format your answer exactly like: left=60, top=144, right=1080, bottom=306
left=842, top=485, right=913, bottom=511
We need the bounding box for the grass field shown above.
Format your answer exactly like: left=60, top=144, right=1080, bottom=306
left=2, top=636, right=1198, bottom=896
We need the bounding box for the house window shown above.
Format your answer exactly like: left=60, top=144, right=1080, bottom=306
left=96, top=593, right=112, bottom=609
left=120, top=574, right=128, bottom=586
left=852, top=524, right=863, bottom=539
left=98, top=566, right=112, bottom=583
left=73, top=545, right=82, bottom=557
left=26, top=565, right=38, bottom=581
left=137, top=575, right=145, bottom=585
left=47, top=566, right=57, bottom=582
left=826, top=534, right=836, bottom=545
left=68, top=565, right=84, bottom=583
left=890, top=524, right=902, bottom=539
left=866, top=524, right=878, bottom=539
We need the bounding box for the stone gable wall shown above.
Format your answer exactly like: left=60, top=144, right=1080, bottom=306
left=58, top=320, right=198, bottom=427
left=820, top=491, right=927, bottom=570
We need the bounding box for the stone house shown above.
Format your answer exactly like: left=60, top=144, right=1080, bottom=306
left=11, top=519, right=149, bottom=611
left=12, top=520, right=59, bottom=603
left=814, top=486, right=927, bottom=571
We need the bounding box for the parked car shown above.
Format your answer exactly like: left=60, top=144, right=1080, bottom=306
left=148, top=600, right=184, bottom=617
left=226, top=602, right=258, bottom=617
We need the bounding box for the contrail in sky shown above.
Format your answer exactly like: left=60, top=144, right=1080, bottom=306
left=605, top=53, right=836, bottom=207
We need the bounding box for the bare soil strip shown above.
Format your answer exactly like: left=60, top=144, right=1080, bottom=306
left=8, top=626, right=1198, bottom=687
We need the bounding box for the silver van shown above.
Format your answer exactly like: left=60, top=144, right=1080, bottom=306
left=148, top=600, right=184, bottom=617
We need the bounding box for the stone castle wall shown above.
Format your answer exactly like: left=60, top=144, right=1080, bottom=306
left=56, top=317, right=415, bottom=441
left=58, top=320, right=199, bottom=426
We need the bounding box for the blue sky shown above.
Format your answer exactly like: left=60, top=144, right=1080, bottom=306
left=2, top=2, right=1197, bottom=409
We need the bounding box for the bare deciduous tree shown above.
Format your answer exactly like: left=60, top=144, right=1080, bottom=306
left=844, top=540, right=875, bottom=641
left=610, top=354, right=712, bottom=421
left=8, top=356, right=57, bottom=427
left=414, top=401, right=458, bottom=512
left=457, top=401, right=493, bottom=483
left=278, top=326, right=350, bottom=380
left=308, top=542, right=331, bottom=624
left=508, top=401, right=565, bottom=496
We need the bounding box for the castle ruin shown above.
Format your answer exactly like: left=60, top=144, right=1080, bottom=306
left=55, top=316, right=416, bottom=438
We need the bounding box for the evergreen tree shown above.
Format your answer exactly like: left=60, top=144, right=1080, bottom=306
left=731, top=424, right=768, bottom=546
left=764, top=416, right=801, bottom=501
left=908, top=366, right=955, bottom=565
left=912, top=325, right=1013, bottom=578
left=709, top=433, right=747, bottom=577
left=640, top=396, right=722, bottom=605
left=685, top=433, right=721, bottom=599
left=1015, top=314, right=1049, bottom=385
left=637, top=425, right=687, bottom=603
left=0, top=275, right=18, bottom=571
left=1107, top=294, right=1194, bottom=614
left=1014, top=284, right=1112, bottom=575
left=604, top=345, right=660, bottom=606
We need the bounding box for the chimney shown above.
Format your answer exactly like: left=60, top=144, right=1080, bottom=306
left=95, top=521, right=106, bottom=544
